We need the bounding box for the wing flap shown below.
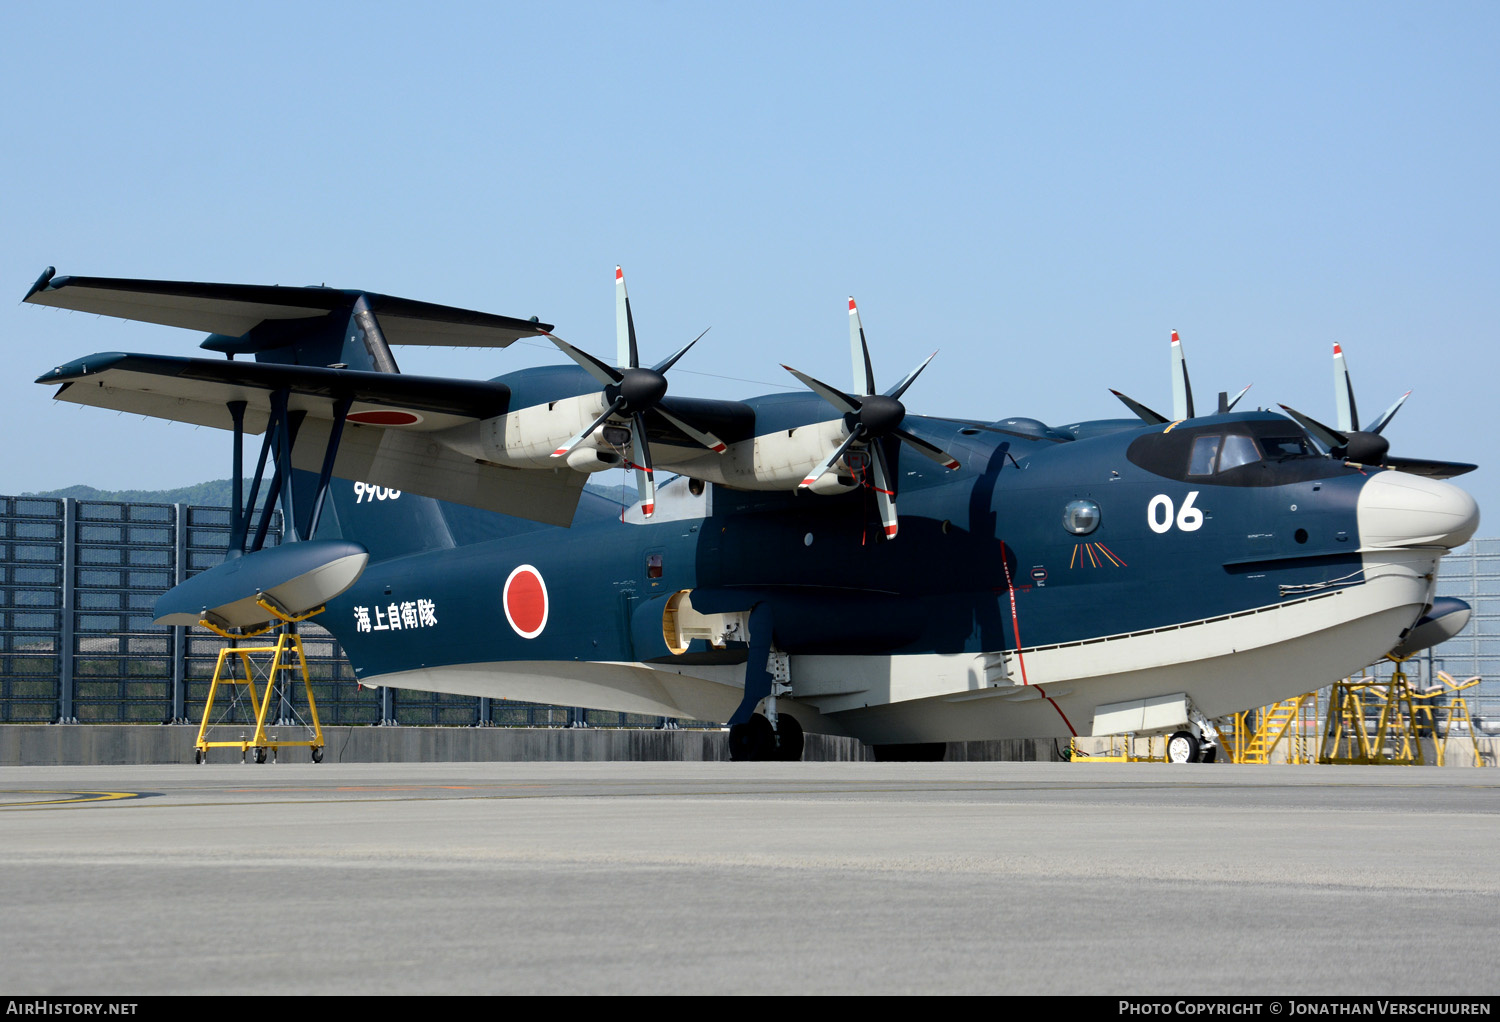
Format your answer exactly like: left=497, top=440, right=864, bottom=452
left=293, top=419, right=587, bottom=527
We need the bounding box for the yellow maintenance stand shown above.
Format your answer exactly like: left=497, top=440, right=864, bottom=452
left=1070, top=734, right=1169, bottom=762
left=1411, top=671, right=1484, bottom=767
left=1319, top=657, right=1424, bottom=765
left=193, top=596, right=326, bottom=764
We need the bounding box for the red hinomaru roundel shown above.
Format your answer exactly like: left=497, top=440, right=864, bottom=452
left=503, top=565, right=549, bottom=639
left=347, top=410, right=424, bottom=426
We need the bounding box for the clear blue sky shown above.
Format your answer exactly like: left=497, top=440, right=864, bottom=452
left=4, top=2, right=1496, bottom=520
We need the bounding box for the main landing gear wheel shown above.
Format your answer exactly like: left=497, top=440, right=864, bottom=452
left=729, top=713, right=775, bottom=761
left=1166, top=730, right=1200, bottom=764
left=774, top=714, right=804, bottom=762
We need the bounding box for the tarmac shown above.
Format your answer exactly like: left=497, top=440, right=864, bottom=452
left=2, top=760, right=1497, bottom=995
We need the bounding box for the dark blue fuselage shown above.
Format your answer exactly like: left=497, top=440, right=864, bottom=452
left=321, top=405, right=1370, bottom=683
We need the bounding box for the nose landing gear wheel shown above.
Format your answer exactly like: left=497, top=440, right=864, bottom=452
left=1167, top=730, right=1200, bottom=764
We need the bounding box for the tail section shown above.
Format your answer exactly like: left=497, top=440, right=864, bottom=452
left=250, top=297, right=454, bottom=562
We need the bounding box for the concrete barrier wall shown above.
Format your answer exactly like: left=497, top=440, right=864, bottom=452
left=0, top=725, right=1066, bottom=766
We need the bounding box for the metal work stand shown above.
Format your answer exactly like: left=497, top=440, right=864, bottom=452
left=193, top=598, right=327, bottom=764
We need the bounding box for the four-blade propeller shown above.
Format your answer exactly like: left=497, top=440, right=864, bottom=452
left=1278, top=343, right=1474, bottom=479
left=780, top=298, right=961, bottom=539
left=546, top=266, right=726, bottom=517
left=1112, top=329, right=1251, bottom=425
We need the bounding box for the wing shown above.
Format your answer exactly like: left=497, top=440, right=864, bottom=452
left=24, top=268, right=551, bottom=349
left=37, top=352, right=587, bottom=527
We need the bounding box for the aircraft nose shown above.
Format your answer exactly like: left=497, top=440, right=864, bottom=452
left=1357, top=471, right=1480, bottom=550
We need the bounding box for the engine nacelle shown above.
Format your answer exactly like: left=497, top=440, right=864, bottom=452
left=668, top=418, right=857, bottom=492
left=432, top=392, right=615, bottom=469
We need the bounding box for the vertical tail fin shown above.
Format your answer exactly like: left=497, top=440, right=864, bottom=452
left=247, top=295, right=456, bottom=561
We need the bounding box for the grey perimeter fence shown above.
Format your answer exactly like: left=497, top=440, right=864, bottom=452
left=0, top=495, right=681, bottom=728
left=3, top=494, right=1498, bottom=728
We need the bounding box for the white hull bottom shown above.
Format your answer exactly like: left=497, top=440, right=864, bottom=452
left=364, top=547, right=1441, bottom=746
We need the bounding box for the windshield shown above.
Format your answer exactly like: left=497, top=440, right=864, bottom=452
left=1126, top=420, right=1339, bottom=486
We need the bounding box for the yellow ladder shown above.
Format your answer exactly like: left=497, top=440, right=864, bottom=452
left=1237, top=696, right=1312, bottom=764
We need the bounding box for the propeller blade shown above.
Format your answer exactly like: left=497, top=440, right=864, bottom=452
left=1365, top=390, right=1412, bottom=436
left=1224, top=384, right=1252, bottom=412
left=782, top=364, right=862, bottom=416
left=551, top=396, right=627, bottom=458
left=629, top=412, right=656, bottom=517
left=892, top=427, right=960, bottom=470
left=615, top=266, right=640, bottom=370
left=869, top=441, right=899, bottom=539
left=651, top=327, right=710, bottom=375
left=884, top=352, right=938, bottom=401
left=1110, top=389, right=1170, bottom=425
left=656, top=405, right=728, bottom=454
left=849, top=297, right=876, bottom=396
left=1278, top=404, right=1348, bottom=453
left=546, top=332, right=622, bottom=388
left=799, top=427, right=865, bottom=489
left=1170, top=330, right=1194, bottom=420
left=1333, top=343, right=1359, bottom=432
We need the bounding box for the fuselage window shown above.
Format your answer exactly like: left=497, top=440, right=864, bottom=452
left=1260, top=435, right=1315, bottom=458
left=1187, top=436, right=1221, bottom=476
left=647, top=553, right=663, bottom=580
left=1217, top=434, right=1260, bottom=471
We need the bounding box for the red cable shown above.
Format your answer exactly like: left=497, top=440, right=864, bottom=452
left=999, top=540, right=1076, bottom=736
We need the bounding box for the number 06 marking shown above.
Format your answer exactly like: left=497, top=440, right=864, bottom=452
left=1148, top=491, right=1203, bottom=534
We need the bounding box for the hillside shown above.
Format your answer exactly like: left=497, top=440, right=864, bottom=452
left=24, top=478, right=637, bottom=508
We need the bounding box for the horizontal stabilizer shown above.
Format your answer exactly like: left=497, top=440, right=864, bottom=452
left=155, top=539, right=369, bottom=628
left=24, top=268, right=551, bottom=348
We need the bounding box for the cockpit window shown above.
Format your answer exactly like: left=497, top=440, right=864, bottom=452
left=1188, top=436, right=1221, bottom=476
left=1126, top=420, right=1338, bottom=487
left=1188, top=434, right=1259, bottom=475
left=1218, top=434, right=1260, bottom=471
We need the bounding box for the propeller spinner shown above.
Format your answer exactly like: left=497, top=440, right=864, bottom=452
left=546, top=266, right=726, bottom=517
left=782, top=298, right=961, bottom=539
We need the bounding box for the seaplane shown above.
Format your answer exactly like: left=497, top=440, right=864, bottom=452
left=25, top=266, right=1479, bottom=762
